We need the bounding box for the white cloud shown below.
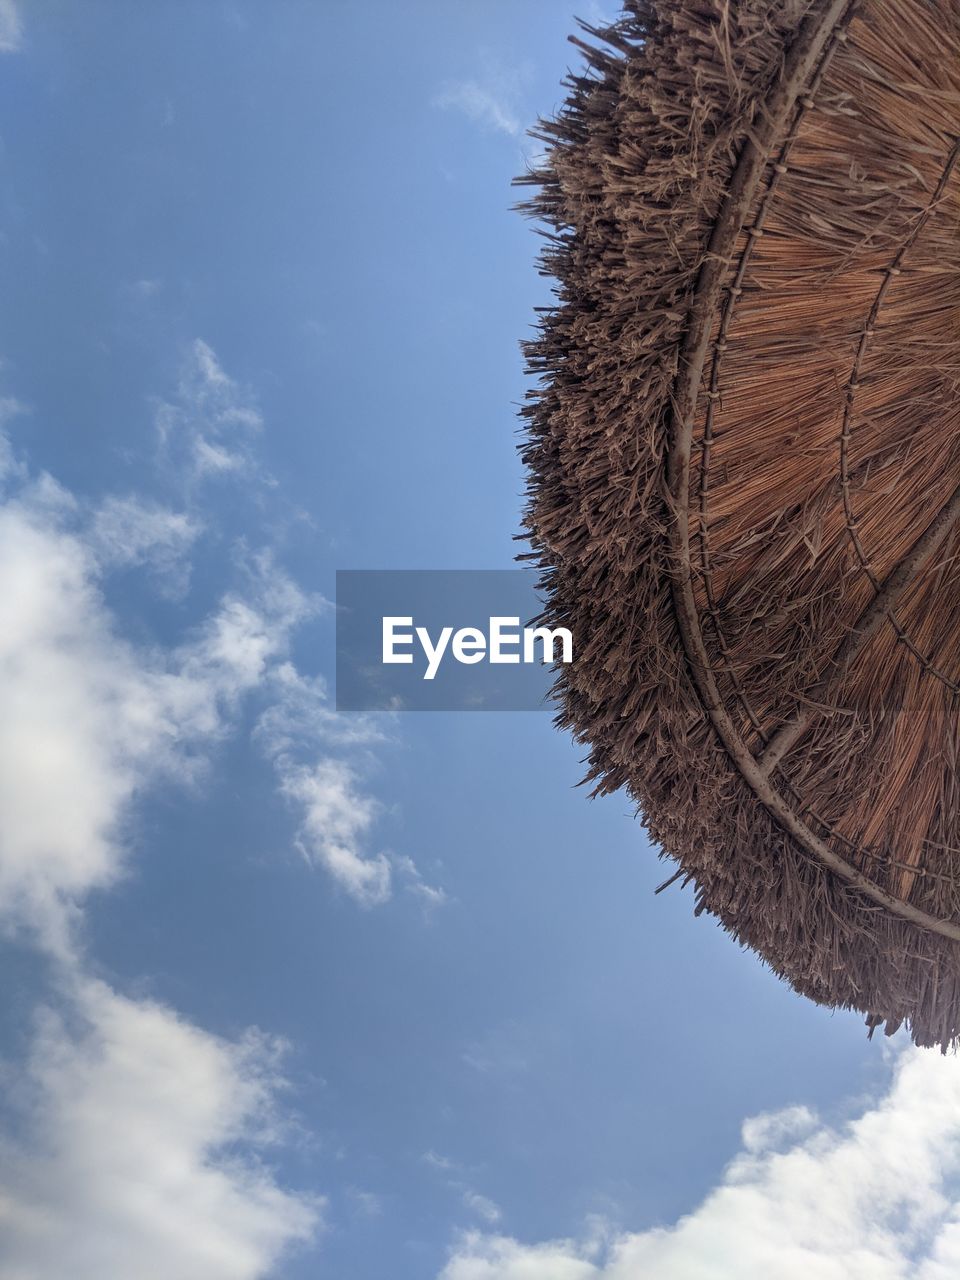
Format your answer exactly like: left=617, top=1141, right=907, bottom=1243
left=462, top=1190, right=502, bottom=1226
left=0, top=0, right=22, bottom=54
left=0, top=395, right=28, bottom=430
left=99, top=336, right=438, bottom=914
left=461, top=1021, right=531, bottom=1080
left=435, top=56, right=530, bottom=138
left=89, top=494, right=201, bottom=596
left=256, top=661, right=383, bottom=756
left=278, top=759, right=391, bottom=906
left=422, top=1149, right=501, bottom=1230
left=255, top=663, right=392, bottom=905
left=0, top=347, right=373, bottom=1277
left=256, top=663, right=445, bottom=908
left=424, top=1150, right=457, bottom=1172
left=436, top=82, right=520, bottom=136
left=0, top=486, right=308, bottom=951
left=193, top=337, right=231, bottom=388
left=183, top=561, right=310, bottom=701
left=156, top=339, right=264, bottom=484
left=0, top=497, right=153, bottom=947
left=0, top=439, right=321, bottom=1276
left=393, top=852, right=448, bottom=910
left=440, top=1046, right=960, bottom=1280
left=411, top=879, right=449, bottom=907
left=346, top=1187, right=383, bottom=1219
left=0, top=977, right=320, bottom=1280
left=443, top=1235, right=596, bottom=1280
left=0, top=406, right=29, bottom=489
left=740, top=1104, right=817, bottom=1154
left=0, top=343, right=417, bottom=940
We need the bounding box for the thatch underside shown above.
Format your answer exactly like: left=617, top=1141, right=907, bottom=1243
left=520, top=0, right=960, bottom=1045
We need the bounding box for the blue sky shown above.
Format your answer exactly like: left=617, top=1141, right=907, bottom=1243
left=2, top=4, right=960, bottom=1279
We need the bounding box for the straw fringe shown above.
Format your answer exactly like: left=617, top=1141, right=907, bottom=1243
left=518, top=0, right=960, bottom=1046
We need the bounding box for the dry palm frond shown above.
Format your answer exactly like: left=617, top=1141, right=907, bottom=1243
left=519, top=0, right=960, bottom=1046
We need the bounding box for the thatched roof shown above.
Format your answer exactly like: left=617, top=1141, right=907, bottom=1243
left=518, top=0, right=960, bottom=1046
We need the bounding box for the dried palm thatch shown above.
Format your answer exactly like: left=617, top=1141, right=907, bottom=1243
left=518, top=0, right=960, bottom=1046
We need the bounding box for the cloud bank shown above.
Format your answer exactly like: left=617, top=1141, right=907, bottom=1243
left=0, top=339, right=410, bottom=942
left=440, top=1045, right=960, bottom=1280
left=0, top=340, right=386, bottom=1276
left=0, top=977, right=319, bottom=1280
left=0, top=482, right=307, bottom=952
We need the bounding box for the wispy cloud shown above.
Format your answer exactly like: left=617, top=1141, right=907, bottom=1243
left=393, top=853, right=448, bottom=911
left=256, top=663, right=445, bottom=908
left=434, top=55, right=531, bottom=138
left=121, top=277, right=163, bottom=303
left=255, top=661, right=392, bottom=904
left=0, top=0, right=22, bottom=54
left=278, top=758, right=391, bottom=906
left=423, top=1150, right=457, bottom=1173
left=346, top=1188, right=383, bottom=1220
left=440, top=1045, right=960, bottom=1279
left=256, top=662, right=383, bottom=756
left=461, top=1190, right=501, bottom=1226
left=156, top=339, right=264, bottom=485
left=423, top=1150, right=501, bottom=1230
left=89, top=495, right=201, bottom=598
left=461, top=1020, right=531, bottom=1080
left=435, top=82, right=520, bottom=137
